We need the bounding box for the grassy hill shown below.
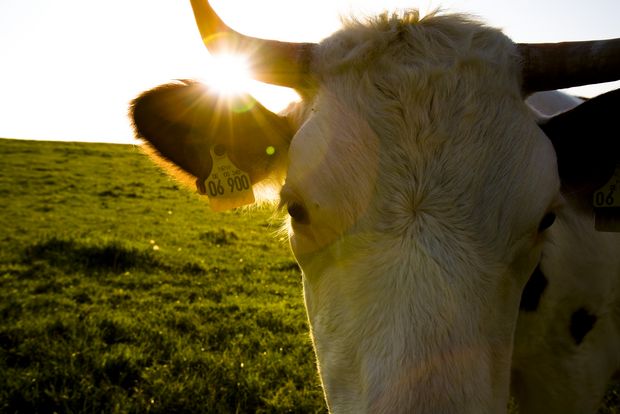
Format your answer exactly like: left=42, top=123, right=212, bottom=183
left=0, top=138, right=325, bottom=413
left=0, top=138, right=617, bottom=413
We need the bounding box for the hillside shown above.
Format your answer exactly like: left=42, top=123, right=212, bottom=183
left=0, top=138, right=325, bottom=413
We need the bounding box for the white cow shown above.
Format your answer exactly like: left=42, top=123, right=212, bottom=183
left=130, top=1, right=620, bottom=412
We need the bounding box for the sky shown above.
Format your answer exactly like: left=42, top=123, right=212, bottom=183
left=0, top=0, right=619, bottom=144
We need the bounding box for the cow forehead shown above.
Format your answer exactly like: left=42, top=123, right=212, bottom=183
left=287, top=93, right=556, bottom=254
left=284, top=12, right=559, bottom=253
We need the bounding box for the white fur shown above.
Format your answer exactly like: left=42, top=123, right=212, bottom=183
left=278, top=12, right=620, bottom=413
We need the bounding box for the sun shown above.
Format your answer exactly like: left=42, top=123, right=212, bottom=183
left=203, top=53, right=252, bottom=95
left=200, top=52, right=301, bottom=113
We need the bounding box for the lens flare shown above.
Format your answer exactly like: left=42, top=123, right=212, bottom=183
left=204, top=54, right=252, bottom=95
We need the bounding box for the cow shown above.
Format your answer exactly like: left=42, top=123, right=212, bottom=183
left=130, top=1, right=620, bottom=412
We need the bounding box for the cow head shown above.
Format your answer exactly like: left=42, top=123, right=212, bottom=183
left=130, top=2, right=620, bottom=412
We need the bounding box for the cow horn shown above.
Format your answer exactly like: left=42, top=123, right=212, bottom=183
left=189, top=0, right=316, bottom=89
left=519, top=38, right=620, bottom=93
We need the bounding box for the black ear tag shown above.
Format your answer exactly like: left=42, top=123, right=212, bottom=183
left=594, top=163, right=620, bottom=232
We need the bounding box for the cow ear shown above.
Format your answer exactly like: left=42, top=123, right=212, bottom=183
left=540, top=88, right=620, bottom=197
left=130, top=80, right=293, bottom=192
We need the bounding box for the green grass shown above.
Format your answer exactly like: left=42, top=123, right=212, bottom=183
left=0, top=137, right=617, bottom=413
left=0, top=138, right=325, bottom=413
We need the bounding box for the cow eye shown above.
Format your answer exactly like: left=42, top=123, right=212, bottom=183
left=538, top=212, right=556, bottom=232
left=287, top=202, right=309, bottom=224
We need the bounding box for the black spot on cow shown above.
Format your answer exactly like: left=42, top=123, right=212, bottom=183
left=520, top=265, right=548, bottom=312
left=569, top=308, right=597, bottom=345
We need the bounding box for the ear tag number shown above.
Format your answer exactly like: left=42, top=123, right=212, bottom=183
left=594, top=163, right=620, bottom=232
left=204, top=146, right=255, bottom=212
left=593, top=163, right=620, bottom=207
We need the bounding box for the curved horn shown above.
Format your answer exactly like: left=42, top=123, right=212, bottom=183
left=519, top=38, right=620, bottom=93
left=189, top=0, right=316, bottom=89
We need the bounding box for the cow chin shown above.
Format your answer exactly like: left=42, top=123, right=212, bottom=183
left=298, top=238, right=526, bottom=414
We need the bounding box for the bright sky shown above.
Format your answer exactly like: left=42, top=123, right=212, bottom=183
left=0, top=0, right=619, bottom=144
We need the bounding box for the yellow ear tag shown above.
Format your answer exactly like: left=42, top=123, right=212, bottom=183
left=204, top=146, right=255, bottom=212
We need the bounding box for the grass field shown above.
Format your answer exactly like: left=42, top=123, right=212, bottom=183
left=0, top=137, right=617, bottom=413
left=0, top=138, right=325, bottom=413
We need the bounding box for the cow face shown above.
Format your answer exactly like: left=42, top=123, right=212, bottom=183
left=131, top=4, right=619, bottom=413
left=279, top=17, right=561, bottom=413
